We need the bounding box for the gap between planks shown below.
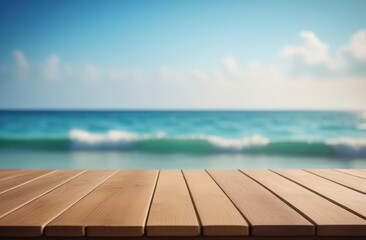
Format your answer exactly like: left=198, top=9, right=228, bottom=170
left=272, top=169, right=366, bottom=221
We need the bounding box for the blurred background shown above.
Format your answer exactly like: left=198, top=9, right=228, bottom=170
left=0, top=0, right=365, bottom=168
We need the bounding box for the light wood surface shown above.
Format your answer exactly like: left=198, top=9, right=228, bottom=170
left=183, top=170, right=249, bottom=236
left=0, top=169, right=41, bottom=182
left=0, top=170, right=84, bottom=219
left=242, top=169, right=366, bottom=236
left=334, top=169, right=366, bottom=179
left=273, top=169, right=366, bottom=219
left=0, top=169, right=22, bottom=179
left=305, top=169, right=366, bottom=194
left=0, top=169, right=365, bottom=238
left=146, top=170, right=200, bottom=237
left=0, top=236, right=366, bottom=240
left=207, top=170, right=314, bottom=236
left=0, top=170, right=117, bottom=237
left=45, top=169, right=158, bottom=237
left=0, top=169, right=55, bottom=194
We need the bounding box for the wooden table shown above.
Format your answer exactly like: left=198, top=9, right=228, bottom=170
left=0, top=169, right=366, bottom=239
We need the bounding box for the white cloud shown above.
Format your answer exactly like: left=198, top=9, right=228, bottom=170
left=244, top=61, right=281, bottom=81
left=83, top=64, right=100, bottom=81
left=282, top=31, right=330, bottom=64
left=192, top=69, right=209, bottom=82
left=185, top=66, right=366, bottom=110
left=13, top=50, right=28, bottom=69
left=41, top=55, right=60, bottom=80
left=346, top=29, right=366, bottom=60
left=107, top=69, right=143, bottom=80
left=2, top=29, right=366, bottom=109
left=12, top=50, right=29, bottom=79
left=222, top=56, right=240, bottom=77
left=156, top=66, right=187, bottom=83
left=158, top=66, right=170, bottom=79
left=64, top=64, right=73, bottom=76
left=281, top=29, right=366, bottom=78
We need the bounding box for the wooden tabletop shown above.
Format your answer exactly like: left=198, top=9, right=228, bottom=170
left=0, top=169, right=365, bottom=239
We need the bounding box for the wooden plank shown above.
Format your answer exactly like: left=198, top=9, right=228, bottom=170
left=183, top=170, right=249, bottom=236
left=0, top=169, right=55, bottom=194
left=20, top=235, right=365, bottom=240
left=273, top=169, right=366, bottom=219
left=0, top=169, right=84, bottom=219
left=242, top=170, right=366, bottom=236
left=146, top=170, right=200, bottom=237
left=45, top=169, right=158, bottom=237
left=207, top=170, right=314, bottom=236
left=0, top=169, right=28, bottom=180
left=0, top=169, right=48, bottom=180
left=5, top=236, right=366, bottom=240
left=0, top=170, right=117, bottom=237
left=305, top=169, right=366, bottom=194
left=1, top=236, right=366, bottom=240
left=335, top=169, right=366, bottom=179
left=2, top=236, right=366, bottom=240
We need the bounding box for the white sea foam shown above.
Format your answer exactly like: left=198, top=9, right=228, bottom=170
left=69, top=129, right=138, bottom=149
left=69, top=129, right=270, bottom=150
left=69, top=129, right=366, bottom=157
left=357, top=111, right=366, bottom=130
left=357, top=123, right=366, bottom=130
left=326, top=138, right=366, bottom=157
left=198, top=135, right=269, bottom=150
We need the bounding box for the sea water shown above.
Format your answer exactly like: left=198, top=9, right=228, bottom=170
left=0, top=111, right=366, bottom=169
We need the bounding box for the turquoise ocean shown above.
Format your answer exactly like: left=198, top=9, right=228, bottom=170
left=0, top=111, right=366, bottom=169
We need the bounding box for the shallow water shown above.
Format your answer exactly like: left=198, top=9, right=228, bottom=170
left=1, top=150, right=366, bottom=169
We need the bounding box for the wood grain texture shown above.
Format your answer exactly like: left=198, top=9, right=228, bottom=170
left=335, top=169, right=366, bottom=180
left=207, top=170, right=314, bottom=236
left=3, top=236, right=366, bottom=240
left=0, top=170, right=117, bottom=237
left=183, top=170, right=249, bottom=236
left=1, top=169, right=366, bottom=238
left=0, top=170, right=84, bottom=219
left=146, top=170, right=200, bottom=237
left=0, top=169, right=55, bottom=194
left=273, top=169, right=366, bottom=219
left=13, top=236, right=366, bottom=240
left=45, top=170, right=158, bottom=237
left=0, top=170, right=32, bottom=181
left=242, top=170, right=366, bottom=236
left=305, top=169, right=366, bottom=194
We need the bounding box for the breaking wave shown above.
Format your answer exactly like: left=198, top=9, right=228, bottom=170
left=0, top=129, right=365, bottom=157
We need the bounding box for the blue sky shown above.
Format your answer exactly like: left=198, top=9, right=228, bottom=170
left=1, top=0, right=366, bottom=109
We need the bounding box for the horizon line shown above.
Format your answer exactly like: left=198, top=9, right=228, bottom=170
left=0, top=108, right=364, bottom=112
